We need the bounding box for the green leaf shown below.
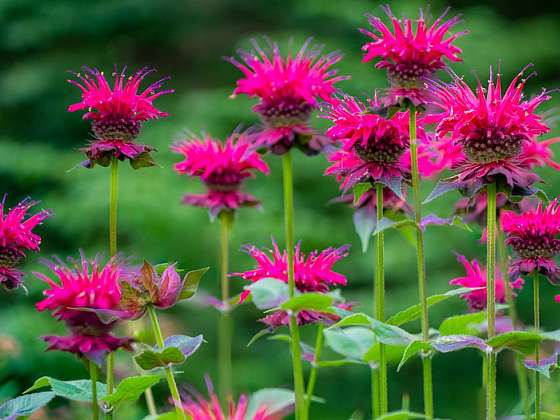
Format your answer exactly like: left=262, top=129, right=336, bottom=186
left=487, top=331, right=543, bottom=354
left=353, top=205, right=376, bottom=253
left=398, top=341, right=431, bottom=372
left=369, top=319, right=416, bottom=346
left=373, top=218, right=416, bottom=236
left=246, top=278, right=289, bottom=310
left=330, top=313, right=372, bottom=328
left=102, top=375, right=160, bottom=407
left=246, top=389, right=295, bottom=419
left=439, top=311, right=487, bottom=336
left=280, top=293, right=334, bottom=313
left=387, top=287, right=478, bottom=326
left=0, top=391, right=55, bottom=418
left=315, top=359, right=367, bottom=368
left=179, top=267, right=210, bottom=300
left=142, top=412, right=178, bottom=420
left=376, top=410, right=427, bottom=420
left=353, top=182, right=372, bottom=205
left=247, top=328, right=271, bottom=347
left=134, top=347, right=185, bottom=370
left=24, top=377, right=107, bottom=402
left=523, top=352, right=559, bottom=379
left=323, top=327, right=375, bottom=361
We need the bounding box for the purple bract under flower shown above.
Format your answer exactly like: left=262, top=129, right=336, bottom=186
left=428, top=66, right=557, bottom=194
left=228, top=39, right=348, bottom=155
left=35, top=253, right=132, bottom=360
left=361, top=6, right=465, bottom=106
left=501, top=199, right=560, bottom=283
left=449, top=254, right=523, bottom=311
left=0, top=197, right=50, bottom=289
left=68, top=66, right=173, bottom=168
left=232, top=239, right=349, bottom=327
left=172, top=132, right=269, bottom=218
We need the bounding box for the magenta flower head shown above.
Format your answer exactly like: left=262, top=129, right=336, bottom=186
left=501, top=199, right=560, bottom=283
left=360, top=6, right=465, bottom=107
left=35, top=253, right=133, bottom=361
left=0, top=196, right=50, bottom=290
left=233, top=239, right=349, bottom=327
left=227, top=39, right=348, bottom=155
left=323, top=95, right=411, bottom=194
left=171, top=131, right=269, bottom=219
left=450, top=254, right=523, bottom=311
left=68, top=66, right=173, bottom=168
left=428, top=66, right=555, bottom=196
left=181, top=376, right=285, bottom=420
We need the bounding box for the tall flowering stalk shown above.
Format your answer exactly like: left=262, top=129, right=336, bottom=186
left=0, top=197, right=50, bottom=290
left=323, top=95, right=411, bottom=415
left=429, top=66, right=553, bottom=419
left=359, top=7, right=465, bottom=417
left=35, top=254, right=133, bottom=420
left=502, top=200, right=560, bottom=419
left=228, top=39, right=346, bottom=419
left=68, top=65, right=173, bottom=418
left=172, top=132, right=269, bottom=400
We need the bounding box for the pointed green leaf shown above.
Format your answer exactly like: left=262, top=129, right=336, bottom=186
left=246, top=278, right=289, bottom=310
left=487, top=331, right=542, bottom=354
left=179, top=267, right=210, bottom=300
left=398, top=341, right=431, bottom=372
left=247, top=329, right=272, bottom=347
left=353, top=182, right=372, bottom=205
left=376, top=411, right=427, bottom=420
left=323, top=327, right=375, bottom=361
left=280, top=293, right=334, bottom=313
left=439, top=311, right=487, bottom=336
left=246, top=389, right=295, bottom=419
left=102, top=375, right=160, bottom=407
left=134, top=346, right=185, bottom=370
left=24, top=377, right=107, bottom=402
left=0, top=392, right=55, bottom=419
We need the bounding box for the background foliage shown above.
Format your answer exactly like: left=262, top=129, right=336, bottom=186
left=1, top=0, right=560, bottom=418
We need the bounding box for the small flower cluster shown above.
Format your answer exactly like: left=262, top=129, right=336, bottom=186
left=0, top=197, right=50, bottom=290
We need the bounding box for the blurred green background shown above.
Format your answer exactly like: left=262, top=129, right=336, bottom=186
left=1, top=0, right=560, bottom=419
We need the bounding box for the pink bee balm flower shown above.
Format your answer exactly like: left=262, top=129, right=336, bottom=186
left=35, top=253, right=132, bottom=360
left=428, top=66, right=555, bottom=194
left=233, top=239, right=349, bottom=327
left=172, top=132, right=269, bottom=219
left=361, top=6, right=465, bottom=106
left=323, top=95, right=418, bottom=192
left=227, top=39, right=348, bottom=155
left=68, top=66, right=173, bottom=168
left=0, top=196, right=50, bottom=289
left=450, top=254, right=523, bottom=310
left=501, top=199, right=560, bottom=282
left=181, top=376, right=284, bottom=420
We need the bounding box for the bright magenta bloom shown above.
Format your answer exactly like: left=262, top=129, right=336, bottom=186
left=0, top=197, right=50, bottom=289
left=172, top=132, right=269, bottom=218
left=233, top=239, right=349, bottom=327
left=68, top=66, right=173, bottom=168
left=35, top=254, right=132, bottom=360
left=450, top=254, right=523, bottom=310
left=182, top=377, right=279, bottom=420
left=228, top=39, right=347, bottom=155
left=429, top=67, right=555, bottom=193
left=361, top=6, right=465, bottom=106
left=323, top=95, right=410, bottom=191
left=501, top=199, right=560, bottom=282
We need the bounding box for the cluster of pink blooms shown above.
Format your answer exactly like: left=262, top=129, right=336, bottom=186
left=68, top=66, right=173, bottom=168
left=501, top=199, right=560, bottom=282
left=233, top=239, right=350, bottom=327
left=227, top=39, right=348, bottom=155
left=171, top=132, right=269, bottom=218
left=360, top=6, right=465, bottom=106
left=35, top=254, right=132, bottom=361
left=0, top=197, right=50, bottom=289
left=449, top=254, right=524, bottom=311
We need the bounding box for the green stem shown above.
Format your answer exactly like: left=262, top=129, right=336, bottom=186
left=218, top=212, right=233, bottom=402
left=144, top=387, right=157, bottom=416
left=371, top=369, right=380, bottom=419
left=304, top=323, right=324, bottom=417
left=498, top=230, right=530, bottom=418
left=106, top=157, right=119, bottom=419
left=90, top=361, right=99, bottom=420
left=375, top=183, right=388, bottom=414
left=534, top=272, right=541, bottom=420
left=147, top=306, right=186, bottom=420
left=486, top=182, right=497, bottom=420
left=282, top=152, right=306, bottom=420
left=409, top=103, right=433, bottom=419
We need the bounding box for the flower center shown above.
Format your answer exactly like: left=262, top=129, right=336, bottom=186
left=92, top=115, right=142, bottom=141
left=0, top=247, right=23, bottom=268
left=389, top=62, right=431, bottom=87
left=508, top=234, right=560, bottom=259
left=257, top=98, right=314, bottom=128
left=354, top=135, right=406, bottom=164
left=204, top=171, right=242, bottom=193
left=463, top=133, right=524, bottom=164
